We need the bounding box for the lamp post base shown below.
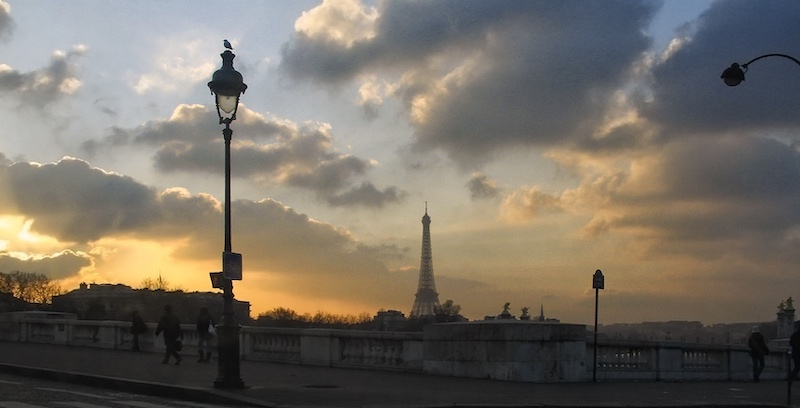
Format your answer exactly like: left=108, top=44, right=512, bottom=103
left=213, top=378, right=246, bottom=389
left=214, top=323, right=245, bottom=389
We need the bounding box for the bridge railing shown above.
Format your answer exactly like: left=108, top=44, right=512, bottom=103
left=0, top=313, right=787, bottom=382
left=0, top=314, right=423, bottom=373
left=589, top=338, right=789, bottom=381
left=241, top=326, right=423, bottom=371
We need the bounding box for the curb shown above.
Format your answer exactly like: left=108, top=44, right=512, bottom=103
left=0, top=363, right=276, bottom=407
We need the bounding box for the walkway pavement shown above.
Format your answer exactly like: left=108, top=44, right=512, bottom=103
left=0, top=341, right=794, bottom=407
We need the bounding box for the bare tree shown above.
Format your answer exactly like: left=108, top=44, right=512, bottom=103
left=138, top=274, right=184, bottom=292
left=0, top=271, right=64, bottom=304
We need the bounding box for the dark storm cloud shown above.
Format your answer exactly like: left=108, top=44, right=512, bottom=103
left=0, top=159, right=160, bottom=243
left=0, top=47, right=84, bottom=109
left=281, top=1, right=659, bottom=164
left=85, top=104, right=404, bottom=208
left=282, top=1, right=525, bottom=83
left=583, top=136, right=800, bottom=261
left=0, top=158, right=216, bottom=244
left=643, top=0, right=800, bottom=135
left=0, top=250, right=91, bottom=279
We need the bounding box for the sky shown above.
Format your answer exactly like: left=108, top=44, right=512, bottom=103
left=0, top=0, right=799, bottom=325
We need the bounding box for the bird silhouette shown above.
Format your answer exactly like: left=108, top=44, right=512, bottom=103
left=223, top=39, right=233, bottom=50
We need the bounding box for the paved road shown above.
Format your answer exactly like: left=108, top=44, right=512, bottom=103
left=0, top=341, right=794, bottom=407
left=0, top=371, right=240, bottom=407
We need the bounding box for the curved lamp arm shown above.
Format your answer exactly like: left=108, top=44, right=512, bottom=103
left=742, top=53, right=800, bottom=68
left=721, top=53, right=800, bottom=86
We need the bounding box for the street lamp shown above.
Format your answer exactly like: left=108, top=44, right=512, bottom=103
left=721, top=53, right=800, bottom=86
left=592, top=269, right=604, bottom=383
left=208, top=47, right=247, bottom=389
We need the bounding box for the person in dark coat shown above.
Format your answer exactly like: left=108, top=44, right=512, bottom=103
left=154, top=305, right=183, bottom=365
left=790, top=323, right=800, bottom=380
left=748, top=325, right=769, bottom=382
left=195, top=307, right=215, bottom=363
left=129, top=311, right=146, bottom=352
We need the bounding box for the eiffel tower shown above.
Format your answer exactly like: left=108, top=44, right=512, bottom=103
left=410, top=203, right=441, bottom=318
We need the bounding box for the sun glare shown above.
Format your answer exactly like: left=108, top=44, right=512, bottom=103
left=18, top=219, right=38, bottom=242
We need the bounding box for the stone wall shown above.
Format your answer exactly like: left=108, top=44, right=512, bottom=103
left=1, top=313, right=788, bottom=383
left=424, top=321, right=586, bottom=382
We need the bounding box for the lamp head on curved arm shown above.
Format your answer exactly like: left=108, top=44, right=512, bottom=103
left=721, top=53, right=800, bottom=87
left=721, top=63, right=746, bottom=86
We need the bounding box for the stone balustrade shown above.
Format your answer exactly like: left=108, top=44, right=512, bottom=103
left=590, top=338, right=790, bottom=381
left=0, top=312, right=789, bottom=382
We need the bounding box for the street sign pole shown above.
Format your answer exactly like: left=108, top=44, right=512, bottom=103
left=592, top=269, right=604, bottom=383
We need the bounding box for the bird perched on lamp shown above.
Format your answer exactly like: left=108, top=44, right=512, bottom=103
left=223, top=39, right=233, bottom=50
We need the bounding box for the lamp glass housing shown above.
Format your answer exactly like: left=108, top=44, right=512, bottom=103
left=217, top=95, right=239, bottom=114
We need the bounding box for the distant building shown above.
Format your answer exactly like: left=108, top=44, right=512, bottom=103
left=776, top=297, right=795, bottom=339
left=535, top=304, right=560, bottom=323
left=0, top=292, right=34, bottom=313
left=374, top=310, right=407, bottom=331
left=52, top=283, right=251, bottom=325
left=485, top=304, right=559, bottom=322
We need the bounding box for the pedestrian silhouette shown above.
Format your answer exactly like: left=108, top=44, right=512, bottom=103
left=154, top=305, right=183, bottom=365
left=790, top=323, right=800, bottom=380
left=130, top=310, right=146, bottom=352
left=748, top=325, right=769, bottom=382
left=195, top=307, right=215, bottom=363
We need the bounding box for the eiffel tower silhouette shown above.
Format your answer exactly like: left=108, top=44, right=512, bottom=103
left=410, top=203, right=441, bottom=318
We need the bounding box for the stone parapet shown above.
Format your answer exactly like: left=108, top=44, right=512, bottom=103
left=423, top=321, right=586, bottom=382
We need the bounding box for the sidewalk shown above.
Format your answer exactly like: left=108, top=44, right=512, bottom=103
left=0, top=341, right=793, bottom=407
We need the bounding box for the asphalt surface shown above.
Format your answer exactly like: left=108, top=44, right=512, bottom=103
left=0, top=341, right=795, bottom=407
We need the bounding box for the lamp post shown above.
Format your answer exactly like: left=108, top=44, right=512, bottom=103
left=592, top=269, right=604, bottom=383
left=721, top=52, right=799, bottom=404
left=208, top=47, right=247, bottom=389
left=721, top=53, right=800, bottom=86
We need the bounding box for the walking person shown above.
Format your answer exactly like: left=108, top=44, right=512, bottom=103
left=195, top=307, right=216, bottom=363
left=748, top=325, right=769, bottom=382
left=130, top=310, right=146, bottom=352
left=790, top=323, right=800, bottom=380
left=155, top=305, right=183, bottom=365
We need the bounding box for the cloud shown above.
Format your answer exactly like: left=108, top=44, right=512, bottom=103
left=0, top=157, right=415, bottom=304
left=0, top=46, right=86, bottom=110
left=294, top=0, right=379, bottom=48
left=466, top=172, right=500, bottom=200
left=643, top=0, right=800, bottom=136
left=84, top=104, right=405, bottom=208
left=132, top=36, right=216, bottom=95
left=282, top=1, right=660, bottom=165
left=0, top=250, right=92, bottom=279
left=0, top=158, right=161, bottom=243
left=501, top=187, right=563, bottom=221
left=325, top=182, right=406, bottom=207
left=0, top=1, right=12, bottom=42
left=568, top=136, right=800, bottom=262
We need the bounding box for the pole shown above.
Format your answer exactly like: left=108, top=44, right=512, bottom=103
left=223, top=123, right=232, bottom=254
left=789, top=350, right=792, bottom=407
left=593, top=287, right=599, bottom=383
left=214, top=121, right=244, bottom=389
